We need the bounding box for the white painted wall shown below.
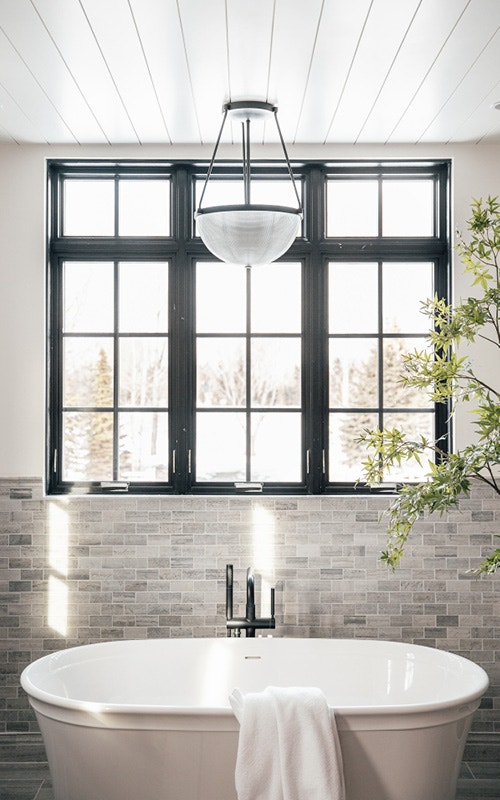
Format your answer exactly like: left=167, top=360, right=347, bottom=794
left=1, top=142, right=499, bottom=478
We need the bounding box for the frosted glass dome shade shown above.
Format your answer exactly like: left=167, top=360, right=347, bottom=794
left=196, top=204, right=302, bottom=266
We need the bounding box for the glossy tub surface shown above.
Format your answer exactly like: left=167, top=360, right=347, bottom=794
left=21, top=637, right=488, bottom=800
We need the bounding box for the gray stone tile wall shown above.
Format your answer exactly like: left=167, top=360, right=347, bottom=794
left=0, top=478, right=498, bottom=735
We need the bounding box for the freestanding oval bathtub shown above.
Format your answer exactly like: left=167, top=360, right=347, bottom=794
left=21, top=637, right=488, bottom=800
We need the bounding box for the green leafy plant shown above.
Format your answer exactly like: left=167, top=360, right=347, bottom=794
left=359, top=196, right=500, bottom=574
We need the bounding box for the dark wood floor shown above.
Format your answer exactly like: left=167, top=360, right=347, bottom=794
left=0, top=761, right=499, bottom=799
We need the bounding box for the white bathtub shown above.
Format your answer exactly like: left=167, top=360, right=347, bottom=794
left=21, top=637, right=488, bottom=800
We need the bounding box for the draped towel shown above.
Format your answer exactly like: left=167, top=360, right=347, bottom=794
left=229, top=686, right=345, bottom=800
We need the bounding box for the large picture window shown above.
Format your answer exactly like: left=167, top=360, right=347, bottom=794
left=47, top=159, right=450, bottom=494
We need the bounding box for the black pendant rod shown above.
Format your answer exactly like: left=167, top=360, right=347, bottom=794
left=243, top=118, right=251, bottom=205
left=197, top=106, right=228, bottom=211
left=197, top=100, right=302, bottom=213
left=273, top=109, right=303, bottom=213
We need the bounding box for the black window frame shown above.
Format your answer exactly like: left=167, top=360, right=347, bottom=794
left=46, top=158, right=451, bottom=495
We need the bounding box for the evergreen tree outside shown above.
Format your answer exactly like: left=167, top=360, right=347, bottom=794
left=87, top=347, right=114, bottom=480
left=62, top=409, right=91, bottom=480
left=61, top=341, right=100, bottom=480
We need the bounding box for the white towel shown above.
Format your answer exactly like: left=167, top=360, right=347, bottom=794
left=229, top=686, right=345, bottom=800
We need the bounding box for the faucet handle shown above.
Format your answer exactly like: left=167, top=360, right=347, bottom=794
left=226, top=564, right=233, bottom=622
left=270, top=586, right=275, bottom=618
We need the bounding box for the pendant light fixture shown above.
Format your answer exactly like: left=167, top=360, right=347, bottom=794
left=195, top=101, right=303, bottom=267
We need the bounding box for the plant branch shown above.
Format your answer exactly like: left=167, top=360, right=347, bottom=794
left=361, top=195, right=500, bottom=574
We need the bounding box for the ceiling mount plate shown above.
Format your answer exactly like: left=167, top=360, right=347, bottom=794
left=224, top=100, right=276, bottom=121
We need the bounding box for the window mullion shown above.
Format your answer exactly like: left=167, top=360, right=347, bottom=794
left=304, top=165, right=327, bottom=493
left=245, top=266, right=252, bottom=482
left=378, top=173, right=383, bottom=237
left=47, top=255, right=63, bottom=492
left=114, top=174, right=119, bottom=236
left=169, top=168, right=193, bottom=493
left=305, top=252, right=327, bottom=493
left=377, top=261, right=384, bottom=434
left=113, top=261, right=120, bottom=481
left=168, top=254, right=192, bottom=493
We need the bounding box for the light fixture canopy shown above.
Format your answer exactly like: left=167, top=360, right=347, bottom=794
left=195, top=101, right=303, bottom=267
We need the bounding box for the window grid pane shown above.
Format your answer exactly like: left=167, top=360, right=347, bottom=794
left=62, top=176, right=171, bottom=238
left=382, top=180, right=434, bottom=237
left=326, top=179, right=378, bottom=237
left=118, top=179, right=170, bottom=236
left=328, top=258, right=437, bottom=482
left=326, top=176, right=438, bottom=240
left=63, top=179, right=115, bottom=236
left=60, top=257, right=169, bottom=485
left=195, top=260, right=303, bottom=484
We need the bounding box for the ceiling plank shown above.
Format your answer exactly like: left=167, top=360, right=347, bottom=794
left=420, top=27, right=500, bottom=143
left=356, top=0, right=470, bottom=144
left=0, top=23, right=76, bottom=142
left=388, top=0, right=500, bottom=143
left=79, top=0, right=171, bottom=143
left=129, top=0, right=200, bottom=144
left=0, top=0, right=106, bottom=143
left=451, top=82, right=500, bottom=144
left=225, top=0, right=276, bottom=144
left=32, top=0, right=139, bottom=144
left=0, top=127, right=16, bottom=144
left=324, top=0, right=424, bottom=143
left=0, top=81, right=47, bottom=143
left=177, top=0, right=229, bottom=143
left=265, top=0, right=325, bottom=144
left=226, top=0, right=274, bottom=103
left=293, top=0, right=373, bottom=143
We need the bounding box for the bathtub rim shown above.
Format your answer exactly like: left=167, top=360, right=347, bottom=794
left=27, top=694, right=483, bottom=733
left=20, top=637, right=489, bottom=724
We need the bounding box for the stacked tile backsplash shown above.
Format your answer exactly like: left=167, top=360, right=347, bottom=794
left=1, top=477, right=498, bottom=737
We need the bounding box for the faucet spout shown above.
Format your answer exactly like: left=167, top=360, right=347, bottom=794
left=225, top=564, right=276, bottom=638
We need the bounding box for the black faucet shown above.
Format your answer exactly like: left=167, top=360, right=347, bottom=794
left=225, top=564, right=275, bottom=637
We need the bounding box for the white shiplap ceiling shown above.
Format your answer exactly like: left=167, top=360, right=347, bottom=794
left=1, top=0, right=500, bottom=146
